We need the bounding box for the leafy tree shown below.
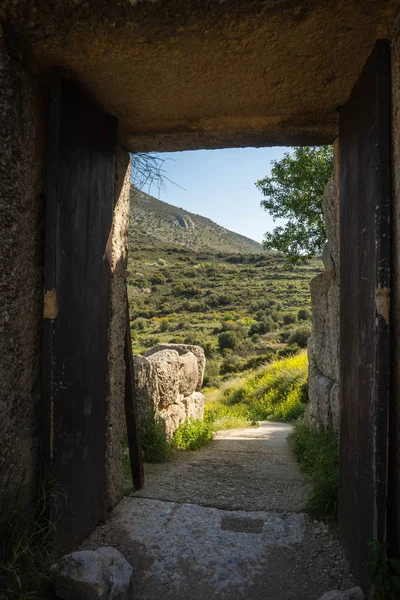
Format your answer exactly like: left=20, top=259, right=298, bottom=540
left=256, top=146, right=334, bottom=264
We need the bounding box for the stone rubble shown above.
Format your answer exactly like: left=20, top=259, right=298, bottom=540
left=133, top=343, right=206, bottom=440
left=51, top=547, right=132, bottom=600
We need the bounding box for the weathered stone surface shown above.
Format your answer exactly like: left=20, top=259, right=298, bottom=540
left=317, top=587, right=364, bottom=600
left=52, top=550, right=109, bottom=600
left=322, top=178, right=340, bottom=271
left=182, top=392, right=205, bottom=421
left=96, top=547, right=132, bottom=600
left=132, top=354, right=160, bottom=419
left=146, top=350, right=180, bottom=408
left=145, top=343, right=205, bottom=390
left=307, top=174, right=340, bottom=431
left=0, top=25, right=45, bottom=508
left=107, top=147, right=131, bottom=510
left=51, top=547, right=132, bottom=600
left=308, top=362, right=334, bottom=430
left=322, top=241, right=335, bottom=272
left=159, top=401, right=187, bottom=441
left=309, top=270, right=339, bottom=383
left=178, top=351, right=199, bottom=396
left=3, top=1, right=399, bottom=151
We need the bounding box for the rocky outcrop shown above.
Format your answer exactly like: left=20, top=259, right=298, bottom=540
left=182, top=392, right=205, bottom=421
left=146, top=349, right=180, bottom=408
left=51, top=547, right=132, bottom=600
left=177, top=351, right=199, bottom=395
left=134, top=344, right=206, bottom=441
left=145, top=343, right=205, bottom=390
left=131, top=355, right=160, bottom=423
left=306, top=175, right=340, bottom=430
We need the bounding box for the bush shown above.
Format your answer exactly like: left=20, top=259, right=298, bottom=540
left=290, top=421, right=339, bottom=523
left=220, top=354, right=242, bottom=375
left=218, top=331, right=238, bottom=352
left=133, top=317, right=147, bottom=331
left=172, top=420, right=213, bottom=450
left=282, top=312, right=297, bottom=325
left=298, top=308, right=311, bottom=321
left=287, top=324, right=311, bottom=348
left=140, top=411, right=171, bottom=463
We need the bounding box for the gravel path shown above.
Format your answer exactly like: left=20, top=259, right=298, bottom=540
left=83, top=422, right=357, bottom=599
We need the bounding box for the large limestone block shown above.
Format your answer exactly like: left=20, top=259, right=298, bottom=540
left=182, top=391, right=205, bottom=421
left=307, top=354, right=335, bottom=430
left=146, top=349, right=180, bottom=408
left=51, top=547, right=132, bottom=600
left=131, top=354, right=160, bottom=419
left=145, top=343, right=205, bottom=390
left=159, top=400, right=187, bottom=441
left=178, top=351, right=199, bottom=396
left=309, top=270, right=339, bottom=382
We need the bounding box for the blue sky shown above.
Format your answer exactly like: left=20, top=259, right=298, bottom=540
left=138, top=148, right=290, bottom=243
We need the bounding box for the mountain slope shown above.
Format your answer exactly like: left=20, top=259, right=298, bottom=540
left=129, top=186, right=262, bottom=254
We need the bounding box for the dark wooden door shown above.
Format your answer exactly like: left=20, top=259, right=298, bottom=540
left=42, top=71, right=117, bottom=552
left=339, top=40, right=391, bottom=584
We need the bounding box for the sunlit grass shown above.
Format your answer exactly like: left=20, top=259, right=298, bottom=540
left=205, top=352, right=308, bottom=430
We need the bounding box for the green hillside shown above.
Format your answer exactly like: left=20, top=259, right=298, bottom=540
left=130, top=186, right=262, bottom=254
left=127, top=186, right=322, bottom=387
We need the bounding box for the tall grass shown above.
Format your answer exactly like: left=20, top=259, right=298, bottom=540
left=172, top=420, right=213, bottom=451
left=290, top=420, right=339, bottom=524
left=205, top=352, right=308, bottom=429
left=0, top=478, right=62, bottom=600
left=139, top=410, right=171, bottom=463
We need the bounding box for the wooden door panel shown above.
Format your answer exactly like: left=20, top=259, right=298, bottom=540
left=339, top=40, right=391, bottom=584
left=43, top=71, right=117, bottom=552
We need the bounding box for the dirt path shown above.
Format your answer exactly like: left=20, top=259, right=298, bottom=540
left=84, top=422, right=356, bottom=600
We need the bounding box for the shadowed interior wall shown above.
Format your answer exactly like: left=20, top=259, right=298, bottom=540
left=0, top=25, right=45, bottom=506
left=107, top=147, right=131, bottom=508
left=390, top=22, right=400, bottom=553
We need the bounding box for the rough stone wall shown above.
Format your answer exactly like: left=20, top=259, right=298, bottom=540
left=2, top=0, right=398, bottom=152
left=133, top=344, right=206, bottom=442
left=0, top=26, right=45, bottom=506
left=306, top=160, right=340, bottom=430
left=106, top=147, right=131, bottom=509
left=389, top=21, right=400, bottom=553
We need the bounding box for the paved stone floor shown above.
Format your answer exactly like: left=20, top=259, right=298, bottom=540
left=84, top=422, right=356, bottom=599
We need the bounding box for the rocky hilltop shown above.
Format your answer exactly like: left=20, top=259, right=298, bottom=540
left=130, top=186, right=262, bottom=254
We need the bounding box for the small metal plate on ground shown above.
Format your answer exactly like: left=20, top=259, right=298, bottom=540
left=220, top=516, right=264, bottom=534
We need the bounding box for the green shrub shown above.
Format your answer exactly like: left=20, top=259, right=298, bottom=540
left=282, top=312, right=297, bottom=325
left=288, top=324, right=311, bottom=348
left=172, top=420, right=213, bottom=450
left=220, top=354, right=240, bottom=375
left=297, top=308, right=311, bottom=321
left=218, top=331, right=238, bottom=352
left=290, top=421, right=339, bottom=523
left=140, top=411, right=171, bottom=463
